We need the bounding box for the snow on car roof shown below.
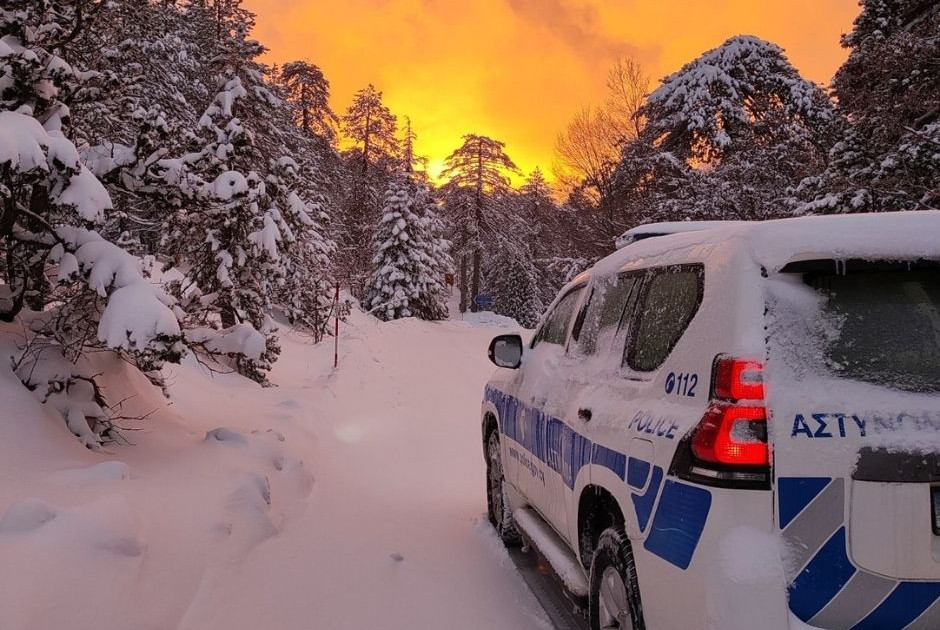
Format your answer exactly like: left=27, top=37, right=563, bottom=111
left=599, top=211, right=940, bottom=277
left=614, top=220, right=750, bottom=249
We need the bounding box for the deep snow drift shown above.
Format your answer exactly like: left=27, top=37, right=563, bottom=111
left=0, top=308, right=547, bottom=630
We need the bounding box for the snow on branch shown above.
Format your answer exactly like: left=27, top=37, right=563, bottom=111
left=0, top=111, right=111, bottom=223
left=51, top=226, right=184, bottom=359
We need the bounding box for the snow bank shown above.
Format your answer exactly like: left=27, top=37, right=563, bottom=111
left=0, top=345, right=314, bottom=629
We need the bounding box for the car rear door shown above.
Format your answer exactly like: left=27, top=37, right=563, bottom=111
left=765, top=260, right=940, bottom=630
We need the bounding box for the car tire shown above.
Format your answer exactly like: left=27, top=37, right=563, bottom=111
left=589, top=527, right=644, bottom=630
left=485, top=431, right=520, bottom=545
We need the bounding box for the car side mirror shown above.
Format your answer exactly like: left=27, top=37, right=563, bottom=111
left=488, top=334, right=523, bottom=369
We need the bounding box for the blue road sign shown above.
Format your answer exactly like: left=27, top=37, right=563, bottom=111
left=473, top=294, right=494, bottom=308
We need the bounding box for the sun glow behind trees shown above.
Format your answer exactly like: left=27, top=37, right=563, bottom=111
left=245, top=0, right=858, bottom=185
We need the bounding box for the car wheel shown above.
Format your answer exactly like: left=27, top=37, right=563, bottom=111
left=589, top=527, right=644, bottom=630
left=485, top=431, right=520, bottom=544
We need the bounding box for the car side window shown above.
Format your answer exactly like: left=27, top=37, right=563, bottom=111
left=624, top=265, right=704, bottom=371
left=578, top=274, right=641, bottom=355
left=569, top=288, right=592, bottom=344
left=533, top=287, right=585, bottom=347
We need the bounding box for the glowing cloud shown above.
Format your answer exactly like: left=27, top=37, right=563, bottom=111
left=245, top=0, right=859, bottom=184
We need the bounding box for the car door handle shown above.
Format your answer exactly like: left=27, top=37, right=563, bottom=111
left=578, top=408, right=593, bottom=422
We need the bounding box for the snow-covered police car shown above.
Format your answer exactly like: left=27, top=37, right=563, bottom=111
left=481, top=212, right=940, bottom=630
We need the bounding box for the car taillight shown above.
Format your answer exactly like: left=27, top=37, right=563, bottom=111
left=669, top=355, right=771, bottom=490
left=691, top=403, right=768, bottom=466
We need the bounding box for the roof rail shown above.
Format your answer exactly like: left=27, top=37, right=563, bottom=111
left=615, top=220, right=750, bottom=250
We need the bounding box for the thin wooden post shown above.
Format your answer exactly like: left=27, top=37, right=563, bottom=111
left=334, top=282, right=340, bottom=369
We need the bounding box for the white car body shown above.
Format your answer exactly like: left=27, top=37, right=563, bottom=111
left=481, top=211, right=940, bottom=630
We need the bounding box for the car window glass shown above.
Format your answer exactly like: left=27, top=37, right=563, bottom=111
left=535, top=287, right=584, bottom=347
left=570, top=288, right=592, bottom=344
left=626, top=267, right=703, bottom=371
left=811, top=269, right=940, bottom=392
left=579, top=275, right=640, bottom=356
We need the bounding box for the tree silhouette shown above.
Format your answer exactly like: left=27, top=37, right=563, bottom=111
left=441, top=134, right=519, bottom=312
left=342, top=84, right=399, bottom=173
left=280, top=60, right=338, bottom=142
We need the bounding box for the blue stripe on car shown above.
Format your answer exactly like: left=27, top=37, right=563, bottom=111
left=851, top=582, right=940, bottom=630
left=630, top=463, right=664, bottom=533
left=777, top=476, right=831, bottom=529
left=788, top=527, right=857, bottom=621
left=643, top=480, right=712, bottom=570
left=485, top=386, right=711, bottom=571
left=778, top=478, right=940, bottom=630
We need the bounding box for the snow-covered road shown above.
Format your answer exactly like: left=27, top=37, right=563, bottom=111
left=164, top=311, right=551, bottom=630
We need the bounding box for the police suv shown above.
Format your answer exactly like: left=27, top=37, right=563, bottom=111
left=481, top=212, right=940, bottom=630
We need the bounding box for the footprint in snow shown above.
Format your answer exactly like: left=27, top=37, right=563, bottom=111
left=0, top=498, right=58, bottom=533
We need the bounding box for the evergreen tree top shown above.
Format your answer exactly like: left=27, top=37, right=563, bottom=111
left=342, top=83, right=399, bottom=171
left=842, top=0, right=935, bottom=48
left=441, top=134, right=519, bottom=194
left=640, top=35, right=833, bottom=164
left=280, top=60, right=338, bottom=142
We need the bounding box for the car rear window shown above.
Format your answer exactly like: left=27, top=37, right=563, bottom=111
left=805, top=266, right=940, bottom=393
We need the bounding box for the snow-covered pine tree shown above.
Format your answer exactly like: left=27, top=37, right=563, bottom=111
left=516, top=169, right=554, bottom=256
left=408, top=183, right=452, bottom=321
left=366, top=179, right=424, bottom=321
left=173, top=13, right=289, bottom=383
left=269, top=157, right=336, bottom=340
left=401, top=116, right=429, bottom=176
left=640, top=35, right=833, bottom=165
left=485, top=241, right=543, bottom=329
left=0, top=1, right=185, bottom=445
left=632, top=35, right=835, bottom=221
left=796, top=0, right=939, bottom=213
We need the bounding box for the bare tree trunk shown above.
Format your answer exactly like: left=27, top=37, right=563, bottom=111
left=301, top=85, right=310, bottom=134
left=459, top=254, right=469, bottom=313
left=220, top=301, right=237, bottom=327
left=470, top=183, right=484, bottom=312
left=470, top=248, right=481, bottom=312
left=362, top=108, right=371, bottom=174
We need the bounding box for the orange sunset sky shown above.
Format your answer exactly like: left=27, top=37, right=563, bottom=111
left=244, top=0, right=861, bottom=184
